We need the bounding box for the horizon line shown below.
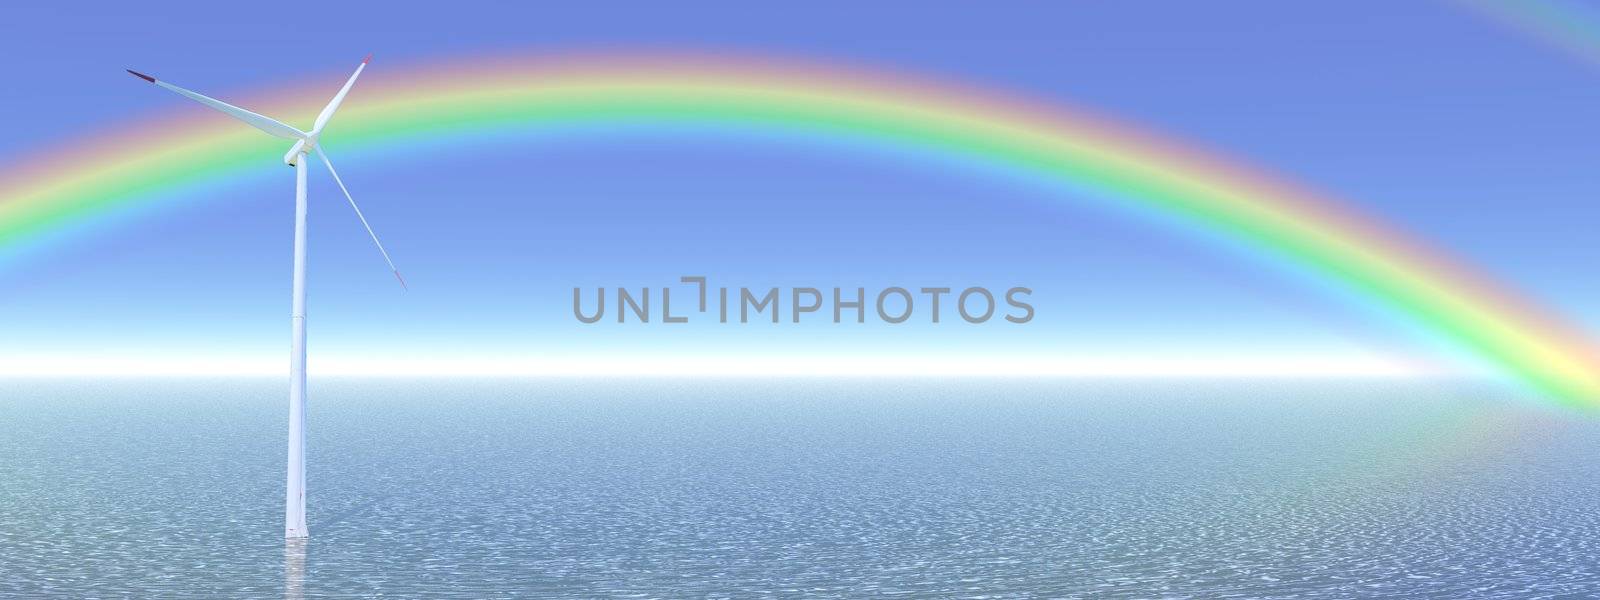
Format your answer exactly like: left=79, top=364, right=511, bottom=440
left=0, top=353, right=1487, bottom=379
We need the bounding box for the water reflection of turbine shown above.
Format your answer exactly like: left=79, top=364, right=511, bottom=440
left=284, top=539, right=307, bottom=600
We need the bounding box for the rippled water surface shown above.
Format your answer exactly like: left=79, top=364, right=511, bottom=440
left=2, top=378, right=1598, bottom=598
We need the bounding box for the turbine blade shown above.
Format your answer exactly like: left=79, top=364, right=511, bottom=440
left=126, top=70, right=306, bottom=140
left=311, top=54, right=371, bottom=136
left=316, top=149, right=406, bottom=290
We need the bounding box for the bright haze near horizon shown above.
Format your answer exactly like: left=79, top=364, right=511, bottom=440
left=0, top=1, right=1596, bottom=378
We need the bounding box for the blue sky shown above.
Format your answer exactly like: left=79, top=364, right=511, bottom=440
left=0, top=1, right=1596, bottom=376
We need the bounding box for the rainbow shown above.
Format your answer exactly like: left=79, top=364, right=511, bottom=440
left=0, top=52, right=1596, bottom=405
left=1457, top=0, right=1600, bottom=69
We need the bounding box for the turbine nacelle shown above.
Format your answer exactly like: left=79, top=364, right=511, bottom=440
left=283, top=137, right=316, bottom=166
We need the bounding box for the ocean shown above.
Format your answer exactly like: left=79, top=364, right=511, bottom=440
left=2, top=378, right=1596, bottom=598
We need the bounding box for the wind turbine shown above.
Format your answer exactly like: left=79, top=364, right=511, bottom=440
left=128, top=55, right=403, bottom=539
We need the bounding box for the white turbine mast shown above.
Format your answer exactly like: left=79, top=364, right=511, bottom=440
left=129, top=55, right=403, bottom=539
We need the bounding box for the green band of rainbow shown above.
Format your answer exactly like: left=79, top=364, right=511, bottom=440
left=1, top=53, right=1596, bottom=405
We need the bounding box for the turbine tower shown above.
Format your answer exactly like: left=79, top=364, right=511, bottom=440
left=128, top=55, right=404, bottom=539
